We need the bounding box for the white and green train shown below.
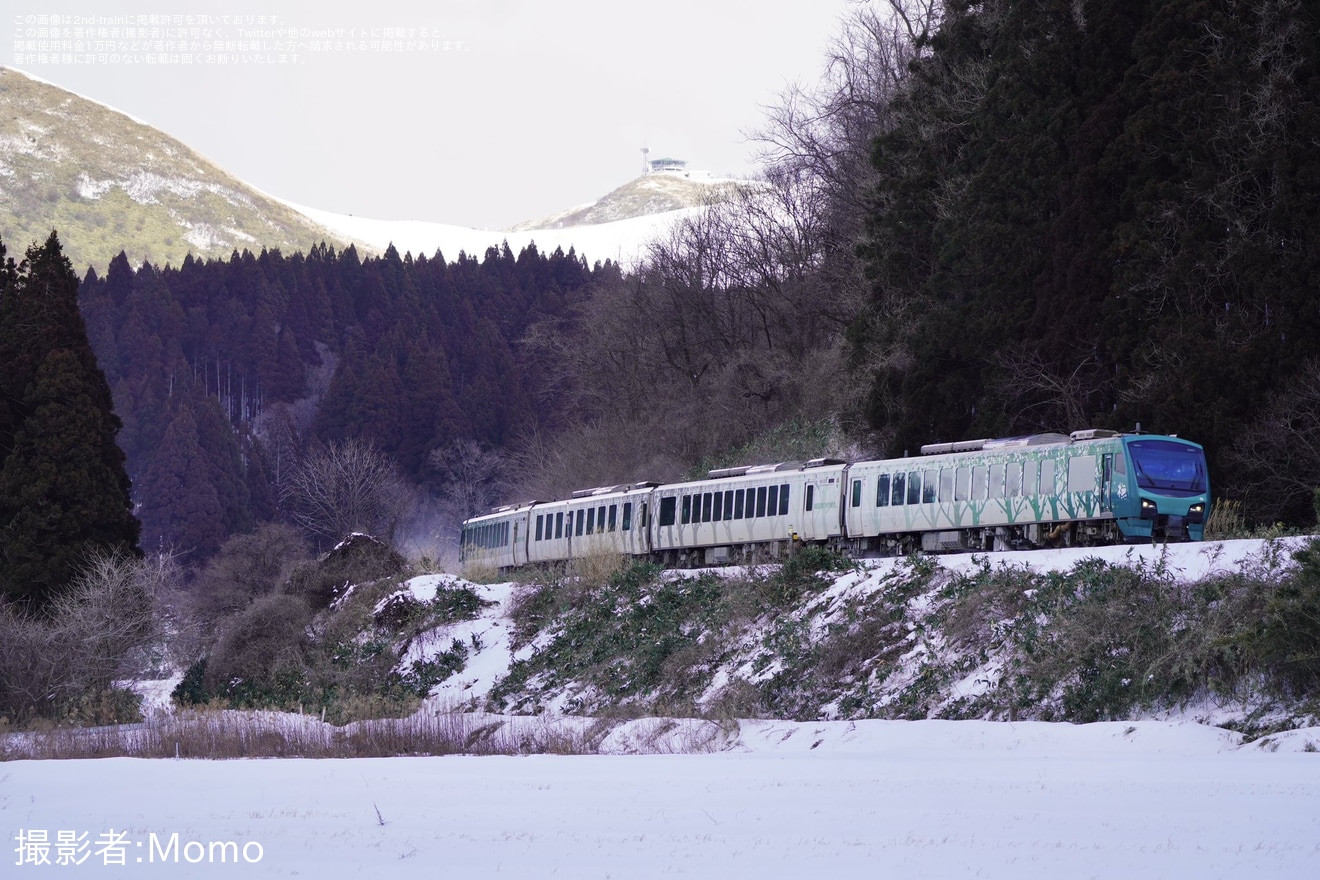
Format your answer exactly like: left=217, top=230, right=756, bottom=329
left=460, top=429, right=1209, bottom=570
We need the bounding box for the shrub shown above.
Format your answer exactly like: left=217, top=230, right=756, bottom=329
left=0, top=550, right=164, bottom=724
left=1239, top=539, right=1320, bottom=697
left=190, top=524, right=309, bottom=621
left=286, top=533, right=407, bottom=610
left=202, top=594, right=313, bottom=698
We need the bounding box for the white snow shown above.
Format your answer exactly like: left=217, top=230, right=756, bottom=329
left=284, top=200, right=698, bottom=268
left=12, top=537, right=1320, bottom=877
left=5, top=717, right=1319, bottom=878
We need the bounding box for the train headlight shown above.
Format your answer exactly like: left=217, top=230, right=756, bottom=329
left=1187, top=502, right=1205, bottom=523
left=1140, top=498, right=1158, bottom=519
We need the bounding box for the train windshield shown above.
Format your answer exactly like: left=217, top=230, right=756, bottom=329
left=1127, top=440, right=1207, bottom=496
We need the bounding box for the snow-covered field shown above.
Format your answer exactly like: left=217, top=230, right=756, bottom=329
left=7, top=539, right=1320, bottom=878
left=5, top=717, right=1318, bottom=878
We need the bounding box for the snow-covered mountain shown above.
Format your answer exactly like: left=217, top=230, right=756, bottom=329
left=287, top=199, right=701, bottom=268
left=0, top=65, right=719, bottom=272
left=0, top=66, right=348, bottom=271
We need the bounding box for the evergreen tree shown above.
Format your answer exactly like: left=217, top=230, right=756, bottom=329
left=0, top=232, right=141, bottom=611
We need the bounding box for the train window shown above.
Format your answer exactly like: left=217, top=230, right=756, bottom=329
left=768, top=484, right=779, bottom=515
left=779, top=484, right=790, bottom=515
left=876, top=474, right=890, bottom=507
left=972, top=466, right=988, bottom=500
left=535, top=515, right=543, bottom=541
left=586, top=507, right=596, bottom=534
left=1068, top=455, right=1097, bottom=493
left=1040, top=460, right=1055, bottom=494
left=598, top=506, right=606, bottom=532
left=555, top=512, right=564, bottom=539
left=713, top=492, right=724, bottom=522
left=988, top=464, right=1004, bottom=499
left=573, top=510, right=582, bottom=537
left=892, top=473, right=906, bottom=506
left=726, top=490, right=735, bottom=519
left=923, top=470, right=937, bottom=503
left=641, top=502, right=649, bottom=529
left=622, top=502, right=632, bottom=531
left=608, top=505, right=617, bottom=531
left=1113, top=453, right=1127, bottom=477
left=939, top=469, right=954, bottom=502
left=907, top=472, right=922, bottom=505
left=734, top=489, right=746, bottom=519
left=806, top=484, right=814, bottom=511
left=851, top=480, right=862, bottom=508
left=702, top=492, right=713, bottom=523
left=659, top=497, right=677, bottom=527
left=1023, top=461, right=1038, bottom=496
left=1006, top=462, right=1022, bottom=497
left=681, top=495, right=691, bottom=525
left=955, top=468, right=969, bottom=501
left=756, top=486, right=768, bottom=517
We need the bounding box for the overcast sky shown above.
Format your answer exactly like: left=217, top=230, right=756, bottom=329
left=9, top=0, right=857, bottom=229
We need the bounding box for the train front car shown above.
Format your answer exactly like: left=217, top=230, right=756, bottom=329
left=1113, top=435, right=1209, bottom=542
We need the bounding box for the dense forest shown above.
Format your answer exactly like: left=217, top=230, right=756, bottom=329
left=857, top=0, right=1320, bottom=523
left=76, top=242, right=607, bottom=561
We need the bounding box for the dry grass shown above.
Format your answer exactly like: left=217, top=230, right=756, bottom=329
left=459, top=559, right=502, bottom=584
left=568, top=550, right=626, bottom=585
left=1206, top=499, right=1247, bottom=540
left=0, top=708, right=611, bottom=760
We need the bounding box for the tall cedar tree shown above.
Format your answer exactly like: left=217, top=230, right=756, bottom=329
left=860, top=0, right=1320, bottom=515
left=0, top=232, right=141, bottom=611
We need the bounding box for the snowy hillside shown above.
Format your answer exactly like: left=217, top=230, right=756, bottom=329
left=287, top=200, right=699, bottom=267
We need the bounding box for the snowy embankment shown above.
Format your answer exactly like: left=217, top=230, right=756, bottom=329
left=399, top=537, right=1314, bottom=725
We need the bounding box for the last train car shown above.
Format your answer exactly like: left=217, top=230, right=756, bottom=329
left=459, top=502, right=535, bottom=570
left=841, top=429, right=1208, bottom=554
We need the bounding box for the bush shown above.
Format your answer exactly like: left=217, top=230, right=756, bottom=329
left=286, top=533, right=407, bottom=610
left=191, top=524, right=309, bottom=620
left=0, top=550, right=164, bottom=725
left=1239, top=539, right=1320, bottom=697
left=202, top=594, right=313, bottom=700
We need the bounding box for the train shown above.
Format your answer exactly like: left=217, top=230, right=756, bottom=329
left=459, top=429, right=1209, bottom=571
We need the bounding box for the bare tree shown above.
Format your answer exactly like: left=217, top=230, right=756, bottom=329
left=282, top=438, right=407, bottom=546
left=515, top=3, right=946, bottom=485
left=430, top=438, right=506, bottom=522
left=992, top=346, right=1110, bottom=434
left=0, top=549, right=175, bottom=723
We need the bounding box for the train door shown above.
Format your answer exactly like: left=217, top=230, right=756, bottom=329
left=1100, top=454, right=1113, bottom=512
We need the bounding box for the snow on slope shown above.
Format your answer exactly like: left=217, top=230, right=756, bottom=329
left=400, top=537, right=1309, bottom=717
left=286, top=200, right=697, bottom=267
left=6, top=718, right=1318, bottom=879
